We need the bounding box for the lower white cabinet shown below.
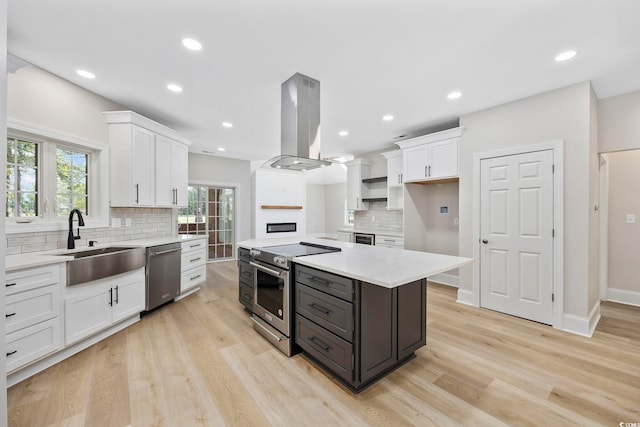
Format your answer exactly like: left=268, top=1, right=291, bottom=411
left=375, top=235, right=404, bottom=249
left=64, top=269, right=144, bottom=345
left=5, top=263, right=64, bottom=374
left=337, top=231, right=354, bottom=242
left=180, top=238, right=207, bottom=293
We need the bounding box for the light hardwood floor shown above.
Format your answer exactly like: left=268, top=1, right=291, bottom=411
left=7, top=261, right=640, bottom=426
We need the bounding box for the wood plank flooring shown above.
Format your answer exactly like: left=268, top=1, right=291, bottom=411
left=7, top=261, right=640, bottom=426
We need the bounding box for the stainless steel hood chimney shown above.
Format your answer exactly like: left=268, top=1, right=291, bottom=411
left=265, top=73, right=331, bottom=171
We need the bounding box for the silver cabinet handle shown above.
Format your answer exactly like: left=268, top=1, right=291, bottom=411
left=424, top=166, right=428, bottom=177
left=250, top=261, right=282, bottom=277
left=151, top=248, right=182, bottom=256
left=135, top=184, right=140, bottom=204
left=251, top=317, right=284, bottom=342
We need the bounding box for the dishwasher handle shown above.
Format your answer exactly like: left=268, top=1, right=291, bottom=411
left=150, top=248, right=181, bottom=256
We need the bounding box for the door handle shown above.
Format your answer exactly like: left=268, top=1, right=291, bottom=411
left=135, top=184, right=139, bottom=204
left=482, top=239, right=489, bottom=244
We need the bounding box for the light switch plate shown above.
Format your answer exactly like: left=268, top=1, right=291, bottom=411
left=111, top=218, right=121, bottom=228
left=626, top=214, right=636, bottom=224
left=125, top=218, right=132, bottom=227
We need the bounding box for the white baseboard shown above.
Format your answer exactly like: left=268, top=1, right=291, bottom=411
left=428, top=273, right=459, bottom=288
left=456, top=289, right=475, bottom=306
left=606, top=288, right=640, bottom=307
left=561, top=302, right=600, bottom=337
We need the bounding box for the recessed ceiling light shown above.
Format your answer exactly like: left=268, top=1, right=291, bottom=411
left=555, top=50, right=577, bottom=62
left=382, top=115, right=394, bottom=121
left=222, top=122, right=233, bottom=128
left=217, top=147, right=225, bottom=152
left=76, top=69, right=95, bottom=79
left=447, top=91, right=462, bottom=100
left=339, top=130, right=349, bottom=136
left=182, top=38, right=202, bottom=51
left=167, top=84, right=183, bottom=93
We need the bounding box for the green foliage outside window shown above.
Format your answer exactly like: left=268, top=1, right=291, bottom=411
left=56, top=148, right=88, bottom=216
left=6, top=138, right=38, bottom=217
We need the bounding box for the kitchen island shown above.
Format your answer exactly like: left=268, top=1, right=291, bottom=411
left=239, top=237, right=472, bottom=391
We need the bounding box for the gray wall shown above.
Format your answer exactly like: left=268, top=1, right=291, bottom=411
left=459, top=81, right=598, bottom=318
left=598, top=90, right=640, bottom=153
left=188, top=153, right=252, bottom=242
left=305, top=184, right=326, bottom=235
left=606, top=150, right=640, bottom=293
left=324, top=183, right=347, bottom=234
left=8, top=65, right=123, bottom=143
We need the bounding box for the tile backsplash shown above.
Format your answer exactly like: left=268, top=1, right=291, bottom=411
left=354, top=201, right=403, bottom=232
left=6, top=207, right=176, bottom=255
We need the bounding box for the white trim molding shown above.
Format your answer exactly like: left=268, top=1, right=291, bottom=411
left=429, top=273, right=459, bottom=288
left=456, top=289, right=475, bottom=306
left=606, top=288, right=640, bottom=307
left=562, top=302, right=601, bottom=338
left=471, top=140, right=565, bottom=330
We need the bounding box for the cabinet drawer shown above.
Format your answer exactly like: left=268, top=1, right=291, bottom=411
left=182, top=239, right=206, bottom=254
left=239, top=281, right=253, bottom=311
left=6, top=317, right=62, bottom=373
left=296, top=315, right=353, bottom=383
left=238, top=247, right=251, bottom=263
left=296, top=284, right=353, bottom=341
left=6, top=284, right=60, bottom=334
left=181, top=265, right=206, bottom=292
left=376, top=236, right=404, bottom=248
left=238, top=261, right=253, bottom=285
left=5, top=264, right=61, bottom=296
left=296, top=265, right=353, bottom=302
left=181, top=248, right=206, bottom=271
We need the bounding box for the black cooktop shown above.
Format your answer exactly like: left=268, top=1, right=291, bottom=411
left=260, top=242, right=341, bottom=258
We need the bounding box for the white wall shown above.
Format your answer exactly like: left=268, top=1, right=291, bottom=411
left=606, top=150, right=640, bottom=295
left=459, top=82, right=596, bottom=318
left=324, top=183, right=347, bottom=234
left=8, top=66, right=123, bottom=143
left=188, top=153, right=252, bottom=243
left=306, top=184, right=326, bottom=235
left=598, top=90, right=640, bottom=153
left=1, top=0, right=9, bottom=421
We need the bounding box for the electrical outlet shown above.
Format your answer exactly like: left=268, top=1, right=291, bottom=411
left=371, top=215, right=375, bottom=223
left=111, top=218, right=121, bottom=228
left=626, top=214, right=636, bottom=224
left=454, top=217, right=459, bottom=226
left=125, top=218, right=132, bottom=227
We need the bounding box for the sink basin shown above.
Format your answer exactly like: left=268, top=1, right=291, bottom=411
left=57, top=246, right=146, bottom=285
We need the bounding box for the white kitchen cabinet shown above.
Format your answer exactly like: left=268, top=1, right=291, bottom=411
left=5, top=263, right=64, bottom=374
left=397, top=127, right=462, bottom=183
left=381, top=150, right=404, bottom=210
left=155, top=134, right=189, bottom=207
left=64, top=268, right=144, bottom=345
left=104, top=111, right=191, bottom=208
left=337, top=231, right=354, bottom=242
left=180, top=238, right=207, bottom=294
left=346, top=159, right=370, bottom=211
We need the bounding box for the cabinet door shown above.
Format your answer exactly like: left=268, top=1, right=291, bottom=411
left=112, top=274, right=145, bottom=323
left=403, top=145, right=428, bottom=182
left=65, top=285, right=112, bottom=345
left=428, top=138, right=458, bottom=179
left=346, top=165, right=360, bottom=210
left=171, top=142, right=189, bottom=207
left=387, top=155, right=403, bottom=187
left=131, top=126, right=155, bottom=205
left=154, top=134, right=174, bottom=206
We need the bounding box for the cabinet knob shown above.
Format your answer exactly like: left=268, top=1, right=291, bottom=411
left=482, top=239, right=489, bottom=244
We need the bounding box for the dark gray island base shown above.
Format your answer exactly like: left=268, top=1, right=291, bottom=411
left=294, top=264, right=426, bottom=392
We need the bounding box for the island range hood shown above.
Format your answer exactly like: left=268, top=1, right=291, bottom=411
left=265, top=73, right=331, bottom=171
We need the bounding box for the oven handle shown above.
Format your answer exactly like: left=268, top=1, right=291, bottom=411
left=250, top=261, right=283, bottom=277
left=251, top=317, right=284, bottom=342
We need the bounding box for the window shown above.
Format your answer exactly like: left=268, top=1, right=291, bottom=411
left=5, top=125, right=107, bottom=231
left=6, top=138, right=39, bottom=217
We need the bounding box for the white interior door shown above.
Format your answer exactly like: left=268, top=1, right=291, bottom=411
left=480, top=150, right=554, bottom=324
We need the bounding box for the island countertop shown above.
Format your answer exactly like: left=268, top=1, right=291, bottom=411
left=238, top=237, right=472, bottom=288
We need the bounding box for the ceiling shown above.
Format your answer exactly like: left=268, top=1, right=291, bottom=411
left=7, top=0, right=640, bottom=163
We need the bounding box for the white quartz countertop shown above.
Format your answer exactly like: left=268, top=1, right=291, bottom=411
left=238, top=237, right=472, bottom=288
left=5, top=234, right=207, bottom=272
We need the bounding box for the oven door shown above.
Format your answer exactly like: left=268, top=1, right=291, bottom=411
left=251, top=260, right=290, bottom=337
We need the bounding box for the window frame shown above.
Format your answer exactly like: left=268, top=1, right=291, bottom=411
left=6, top=119, right=109, bottom=234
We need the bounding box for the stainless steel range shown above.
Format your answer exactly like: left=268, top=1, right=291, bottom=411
left=250, top=242, right=341, bottom=356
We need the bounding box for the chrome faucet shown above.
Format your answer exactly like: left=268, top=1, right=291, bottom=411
left=67, top=209, right=85, bottom=249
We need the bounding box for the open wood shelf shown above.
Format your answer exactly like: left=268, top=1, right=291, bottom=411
left=362, top=197, right=388, bottom=203
left=260, top=205, right=303, bottom=210
left=362, top=176, right=387, bottom=184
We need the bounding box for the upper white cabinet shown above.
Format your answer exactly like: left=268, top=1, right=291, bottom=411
left=104, top=111, right=191, bottom=208
left=381, top=150, right=403, bottom=210
left=345, top=159, right=370, bottom=211
left=396, top=127, right=462, bottom=183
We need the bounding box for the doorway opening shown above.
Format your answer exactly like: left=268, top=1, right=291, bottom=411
left=178, top=185, right=236, bottom=261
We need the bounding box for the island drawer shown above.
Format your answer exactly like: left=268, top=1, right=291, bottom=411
left=239, top=281, right=253, bottom=310
left=295, top=265, right=353, bottom=302
left=296, top=315, right=353, bottom=383
left=296, top=284, right=353, bottom=342
left=237, top=248, right=251, bottom=263
left=238, top=261, right=253, bottom=285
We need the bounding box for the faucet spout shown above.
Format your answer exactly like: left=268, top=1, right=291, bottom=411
left=67, top=209, right=85, bottom=250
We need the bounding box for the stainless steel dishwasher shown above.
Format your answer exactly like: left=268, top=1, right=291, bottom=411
left=145, top=242, right=182, bottom=311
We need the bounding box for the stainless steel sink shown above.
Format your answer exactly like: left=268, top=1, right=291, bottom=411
left=57, top=246, right=146, bottom=285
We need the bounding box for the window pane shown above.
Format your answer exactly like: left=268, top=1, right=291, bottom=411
left=6, top=138, right=38, bottom=218
left=6, top=139, right=15, bottom=163
left=6, top=193, right=15, bottom=217
left=57, top=148, right=88, bottom=215
left=57, top=194, right=71, bottom=216
left=18, top=166, right=37, bottom=191
left=17, top=140, right=37, bottom=167
left=18, top=192, right=37, bottom=216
